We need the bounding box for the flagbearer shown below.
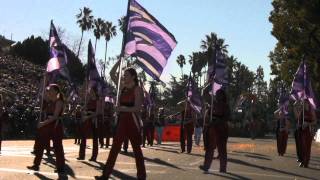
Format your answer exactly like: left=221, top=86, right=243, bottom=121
left=96, top=68, right=146, bottom=180
left=294, top=100, right=317, bottom=168
left=74, top=105, right=82, bottom=145
left=144, top=106, right=156, bottom=147
left=200, top=89, right=229, bottom=173
left=274, top=109, right=289, bottom=156
left=77, top=88, right=100, bottom=161
left=180, top=101, right=195, bottom=153
left=27, top=84, right=66, bottom=173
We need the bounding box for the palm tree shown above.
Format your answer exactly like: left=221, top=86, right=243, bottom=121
left=103, top=21, right=117, bottom=63
left=200, top=32, right=228, bottom=66
left=176, top=54, right=186, bottom=77
left=93, top=18, right=105, bottom=51
left=76, top=7, right=94, bottom=57
left=118, top=16, right=127, bottom=34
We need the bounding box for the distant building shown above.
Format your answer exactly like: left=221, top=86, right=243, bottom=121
left=0, top=35, right=15, bottom=55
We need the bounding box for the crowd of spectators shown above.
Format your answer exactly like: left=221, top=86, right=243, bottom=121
left=0, top=55, right=43, bottom=138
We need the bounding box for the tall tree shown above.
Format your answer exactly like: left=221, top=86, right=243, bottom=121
left=269, top=0, right=320, bottom=99
left=93, top=18, right=105, bottom=51
left=103, top=21, right=117, bottom=71
left=176, top=54, right=186, bottom=77
left=200, top=32, right=228, bottom=66
left=76, top=7, right=94, bottom=57
left=118, top=16, right=127, bottom=34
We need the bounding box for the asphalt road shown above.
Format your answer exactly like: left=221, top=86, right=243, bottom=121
left=0, top=137, right=319, bottom=180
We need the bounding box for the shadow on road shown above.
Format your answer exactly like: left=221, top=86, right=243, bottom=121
left=119, top=151, right=184, bottom=170
left=228, top=157, right=317, bottom=180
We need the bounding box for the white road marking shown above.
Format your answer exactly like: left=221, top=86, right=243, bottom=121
left=0, top=167, right=166, bottom=179
left=188, top=159, right=202, bottom=166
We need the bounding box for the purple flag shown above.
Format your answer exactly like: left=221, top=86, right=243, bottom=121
left=124, top=0, right=177, bottom=81
left=87, top=40, right=107, bottom=96
left=208, top=50, right=228, bottom=95
left=187, top=76, right=202, bottom=114
left=290, top=59, right=317, bottom=109
left=278, top=88, right=289, bottom=116
left=46, top=21, right=72, bottom=84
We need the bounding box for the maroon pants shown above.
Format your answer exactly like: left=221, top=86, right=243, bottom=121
left=33, top=131, right=50, bottom=153
left=301, top=127, right=313, bottom=166
left=79, top=119, right=98, bottom=159
left=277, top=131, right=288, bottom=155
left=99, top=121, right=111, bottom=148
left=143, top=123, right=154, bottom=147
left=103, top=113, right=146, bottom=179
left=204, top=123, right=228, bottom=172
left=180, top=122, right=194, bottom=153
left=33, top=122, right=65, bottom=169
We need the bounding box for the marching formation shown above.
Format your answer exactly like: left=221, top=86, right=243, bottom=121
left=0, top=0, right=319, bottom=180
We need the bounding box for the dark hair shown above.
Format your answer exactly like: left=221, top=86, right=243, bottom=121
left=49, top=84, right=65, bottom=102
left=125, top=68, right=139, bottom=86
left=216, top=89, right=227, bottom=103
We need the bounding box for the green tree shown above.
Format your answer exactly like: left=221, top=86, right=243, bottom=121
left=103, top=21, right=117, bottom=77
left=93, top=18, right=105, bottom=51
left=76, top=7, right=94, bottom=57
left=200, top=32, right=228, bottom=66
left=269, top=0, right=320, bottom=99
left=176, top=54, right=186, bottom=77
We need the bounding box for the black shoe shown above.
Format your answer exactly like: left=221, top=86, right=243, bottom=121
left=199, top=165, right=208, bottom=172
left=30, top=151, right=35, bottom=155
left=77, top=157, right=85, bottom=160
left=181, top=150, right=185, bottom=153
left=94, top=175, right=109, bottom=180
left=297, top=159, right=302, bottom=163
left=27, top=165, right=39, bottom=171
left=89, top=158, right=97, bottom=162
left=54, top=168, right=65, bottom=174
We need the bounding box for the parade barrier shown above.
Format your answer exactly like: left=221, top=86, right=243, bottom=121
left=155, top=124, right=181, bottom=142
left=315, top=129, right=320, bottom=143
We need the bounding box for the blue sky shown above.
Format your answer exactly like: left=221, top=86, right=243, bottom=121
left=0, top=0, right=276, bottom=83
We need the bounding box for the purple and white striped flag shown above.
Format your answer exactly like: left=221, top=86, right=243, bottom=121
left=124, top=0, right=177, bottom=81
left=187, top=76, right=202, bottom=114
left=290, top=59, right=317, bottom=109
left=46, top=21, right=72, bottom=84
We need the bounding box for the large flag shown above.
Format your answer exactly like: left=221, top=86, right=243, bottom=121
left=290, top=59, right=317, bottom=109
left=124, top=0, right=177, bottom=81
left=87, top=40, right=108, bottom=96
left=46, top=20, right=72, bottom=84
left=207, top=50, right=228, bottom=95
left=187, top=76, right=202, bottom=114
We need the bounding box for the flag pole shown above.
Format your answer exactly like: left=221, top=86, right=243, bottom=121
left=114, top=0, right=131, bottom=124
left=38, top=74, right=47, bottom=124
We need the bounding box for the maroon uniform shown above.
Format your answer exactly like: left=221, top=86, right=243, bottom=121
left=180, top=104, right=194, bottom=153
left=143, top=108, right=155, bottom=147
left=202, top=97, right=229, bottom=173
left=32, top=100, right=65, bottom=171
left=300, top=108, right=315, bottom=167
left=99, top=103, right=113, bottom=148
left=276, top=117, right=288, bottom=156
left=102, top=86, right=146, bottom=179
left=78, top=99, right=99, bottom=160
